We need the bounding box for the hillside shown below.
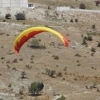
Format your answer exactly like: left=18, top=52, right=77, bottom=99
left=0, top=0, right=100, bottom=100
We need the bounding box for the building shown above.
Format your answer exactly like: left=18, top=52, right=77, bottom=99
left=0, top=0, right=28, bottom=8
left=28, top=0, right=34, bottom=8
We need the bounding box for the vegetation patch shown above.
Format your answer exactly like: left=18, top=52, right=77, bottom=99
left=28, top=82, right=44, bottom=96
left=29, top=38, right=46, bottom=49
left=15, top=12, right=26, bottom=20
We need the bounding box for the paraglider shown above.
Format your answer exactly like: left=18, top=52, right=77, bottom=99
left=13, top=26, right=69, bottom=54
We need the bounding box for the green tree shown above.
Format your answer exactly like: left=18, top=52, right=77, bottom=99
left=15, top=12, right=25, bottom=20
left=30, top=39, right=40, bottom=48
left=79, top=3, right=86, bottom=9
left=28, top=82, right=44, bottom=95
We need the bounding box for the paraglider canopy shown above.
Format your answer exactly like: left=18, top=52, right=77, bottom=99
left=13, top=26, right=69, bottom=54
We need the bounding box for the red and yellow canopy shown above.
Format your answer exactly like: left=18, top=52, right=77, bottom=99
left=13, top=26, right=69, bottom=54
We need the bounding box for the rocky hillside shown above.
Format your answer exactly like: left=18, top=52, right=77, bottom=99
left=0, top=0, right=100, bottom=100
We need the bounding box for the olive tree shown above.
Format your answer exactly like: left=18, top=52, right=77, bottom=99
left=28, top=82, right=44, bottom=95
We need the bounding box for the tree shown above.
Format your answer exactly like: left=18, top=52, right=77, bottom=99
left=28, top=82, right=44, bottom=95
left=21, top=71, right=26, bottom=79
left=15, top=12, right=25, bottom=20
left=30, top=39, right=40, bottom=48
left=79, top=3, right=86, bottom=9
left=5, top=13, right=11, bottom=19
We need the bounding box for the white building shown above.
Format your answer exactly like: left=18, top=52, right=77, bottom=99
left=0, top=0, right=28, bottom=8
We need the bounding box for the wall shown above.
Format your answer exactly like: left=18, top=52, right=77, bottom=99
left=0, top=0, right=28, bottom=8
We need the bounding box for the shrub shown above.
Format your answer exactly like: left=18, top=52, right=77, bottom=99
left=12, top=59, right=17, bottom=63
left=21, top=71, right=26, bottom=79
left=7, top=65, right=10, bottom=69
left=56, top=95, right=66, bottom=100
left=48, top=6, right=51, bottom=10
left=90, top=82, right=97, bottom=89
left=1, top=46, right=3, bottom=48
left=15, top=12, right=25, bottom=20
left=75, top=18, right=78, bottom=22
left=97, top=42, right=100, bottom=47
left=52, top=55, right=59, bottom=60
left=45, top=69, right=56, bottom=78
left=3, top=19, right=6, bottom=22
left=91, top=47, right=96, bottom=52
left=62, top=78, right=65, bottom=80
left=6, top=61, right=10, bottom=64
left=30, top=39, right=39, bottom=47
left=19, top=89, right=24, bottom=95
left=57, top=72, right=62, bottom=77
left=19, top=96, right=24, bottom=99
left=39, top=45, right=46, bottom=49
left=79, top=3, right=86, bottom=9
left=8, top=83, right=12, bottom=87
left=82, top=38, right=87, bottom=46
left=29, top=39, right=46, bottom=49
left=45, top=68, right=51, bottom=75
left=1, top=57, right=5, bottom=60
left=28, top=82, right=44, bottom=95
left=12, top=67, right=17, bottom=71
left=91, top=53, right=94, bottom=56
left=19, top=58, right=23, bottom=61
left=5, top=13, right=11, bottom=19
left=77, top=64, right=81, bottom=66
left=30, top=61, right=34, bottom=63
left=70, top=19, right=73, bottom=22
left=92, top=24, right=96, bottom=29
left=75, top=53, right=81, bottom=57
left=87, top=35, right=93, bottom=41
left=64, top=67, right=67, bottom=71
left=50, top=70, right=56, bottom=77
left=25, top=64, right=32, bottom=69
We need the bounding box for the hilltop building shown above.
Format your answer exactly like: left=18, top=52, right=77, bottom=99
left=0, top=0, right=34, bottom=8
